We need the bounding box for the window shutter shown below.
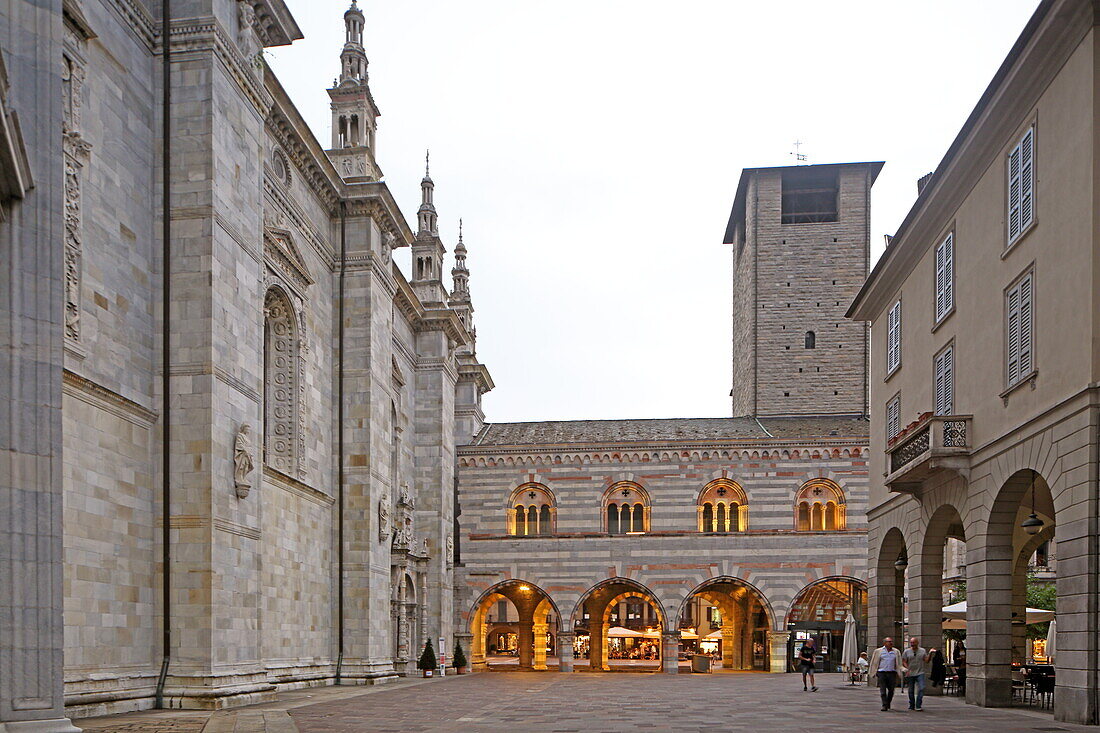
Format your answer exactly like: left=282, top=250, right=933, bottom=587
left=886, top=397, right=900, bottom=441
left=1018, top=273, right=1033, bottom=377
left=935, top=239, right=946, bottom=320
left=1008, top=126, right=1035, bottom=246
left=935, top=346, right=954, bottom=416
left=1020, top=128, right=1034, bottom=233
left=1008, top=141, right=1022, bottom=243
left=943, top=233, right=953, bottom=317
left=887, top=300, right=901, bottom=373
left=1007, top=282, right=1021, bottom=385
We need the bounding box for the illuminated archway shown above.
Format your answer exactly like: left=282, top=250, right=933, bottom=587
left=571, top=578, right=665, bottom=671
left=676, top=576, right=774, bottom=671
left=469, top=580, right=561, bottom=671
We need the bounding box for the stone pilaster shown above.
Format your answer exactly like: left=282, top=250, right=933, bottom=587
left=0, top=1, right=79, bottom=729
left=557, top=632, right=575, bottom=673
left=661, top=632, right=680, bottom=674
left=768, top=631, right=791, bottom=674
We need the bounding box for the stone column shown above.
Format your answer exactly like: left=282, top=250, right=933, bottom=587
left=965, top=539, right=1014, bottom=707
left=661, top=631, right=680, bottom=674
left=768, top=631, right=791, bottom=673
left=557, top=632, right=575, bottom=673
left=587, top=621, right=607, bottom=671
left=517, top=621, right=534, bottom=669
left=532, top=621, right=548, bottom=670
left=721, top=624, right=738, bottom=670
left=907, top=553, right=943, bottom=695
left=0, top=2, right=80, bottom=728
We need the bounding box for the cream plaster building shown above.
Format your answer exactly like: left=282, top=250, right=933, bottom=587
left=1, top=0, right=491, bottom=728
left=848, top=0, right=1100, bottom=724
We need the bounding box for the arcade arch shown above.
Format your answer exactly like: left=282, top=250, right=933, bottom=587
left=873, top=527, right=908, bottom=646
left=468, top=580, right=561, bottom=672
left=677, top=577, right=773, bottom=671
left=571, top=578, right=666, bottom=671
left=786, top=577, right=867, bottom=672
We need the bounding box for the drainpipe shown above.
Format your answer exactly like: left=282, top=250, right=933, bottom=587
left=335, top=201, right=347, bottom=684
left=154, top=0, right=173, bottom=709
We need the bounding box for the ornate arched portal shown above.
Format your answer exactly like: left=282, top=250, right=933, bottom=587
left=468, top=580, right=561, bottom=672
left=676, top=577, right=774, bottom=671
left=786, top=576, right=867, bottom=673
left=571, top=578, right=667, bottom=672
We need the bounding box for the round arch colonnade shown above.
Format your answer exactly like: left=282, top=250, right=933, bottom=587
left=467, top=575, right=868, bottom=674
left=869, top=466, right=1074, bottom=716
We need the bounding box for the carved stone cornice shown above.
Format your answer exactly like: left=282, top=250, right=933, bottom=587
left=458, top=361, right=494, bottom=395
left=244, top=0, right=303, bottom=48
left=457, top=439, right=868, bottom=468
left=62, top=369, right=158, bottom=426
left=108, top=0, right=155, bottom=50
left=167, top=18, right=273, bottom=117
left=265, top=72, right=342, bottom=211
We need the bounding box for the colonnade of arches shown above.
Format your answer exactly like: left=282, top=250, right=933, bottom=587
left=467, top=575, right=867, bottom=675
left=872, top=468, right=1065, bottom=716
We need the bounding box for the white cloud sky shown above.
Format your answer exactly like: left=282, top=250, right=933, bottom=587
left=268, top=0, right=1040, bottom=423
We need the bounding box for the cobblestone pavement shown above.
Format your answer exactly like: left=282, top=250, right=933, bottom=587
left=79, top=672, right=1094, bottom=732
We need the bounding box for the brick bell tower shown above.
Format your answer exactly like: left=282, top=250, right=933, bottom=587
left=724, top=161, right=882, bottom=418
left=326, top=0, right=381, bottom=181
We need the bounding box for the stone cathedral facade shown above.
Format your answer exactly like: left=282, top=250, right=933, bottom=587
left=1, top=0, right=490, bottom=727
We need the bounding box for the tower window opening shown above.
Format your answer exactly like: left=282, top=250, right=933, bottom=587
left=781, top=168, right=839, bottom=224
left=805, top=331, right=816, bottom=349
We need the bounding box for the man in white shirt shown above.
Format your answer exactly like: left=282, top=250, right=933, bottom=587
left=866, top=637, right=904, bottom=711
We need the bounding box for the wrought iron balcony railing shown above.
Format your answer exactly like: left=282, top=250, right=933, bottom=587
left=885, top=414, right=972, bottom=493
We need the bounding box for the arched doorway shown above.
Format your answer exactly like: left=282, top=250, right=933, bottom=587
left=786, top=577, right=867, bottom=673
left=969, top=469, right=1055, bottom=707
left=677, top=577, right=773, bottom=671
left=571, top=578, right=666, bottom=672
left=469, top=580, right=561, bottom=672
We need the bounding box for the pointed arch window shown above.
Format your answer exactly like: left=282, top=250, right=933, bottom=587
left=794, top=479, right=846, bottom=531
left=604, top=483, right=650, bottom=534
left=508, top=484, right=555, bottom=536
left=263, top=287, right=301, bottom=475
left=697, top=479, right=747, bottom=533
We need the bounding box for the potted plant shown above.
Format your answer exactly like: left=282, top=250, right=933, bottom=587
left=453, top=640, right=468, bottom=674
left=418, top=638, right=437, bottom=677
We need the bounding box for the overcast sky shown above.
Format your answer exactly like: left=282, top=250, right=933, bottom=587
left=268, top=0, right=1040, bottom=424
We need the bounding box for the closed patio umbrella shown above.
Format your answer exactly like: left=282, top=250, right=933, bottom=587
left=1046, top=618, right=1056, bottom=663
left=841, top=612, right=859, bottom=677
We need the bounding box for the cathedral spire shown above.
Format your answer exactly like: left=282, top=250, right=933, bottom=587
left=340, top=1, right=367, bottom=83
left=417, top=150, right=437, bottom=236
left=451, top=219, right=470, bottom=302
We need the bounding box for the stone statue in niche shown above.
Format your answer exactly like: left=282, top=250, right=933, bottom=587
left=399, top=482, right=413, bottom=508
left=419, top=539, right=430, bottom=557
left=378, top=496, right=390, bottom=543
left=381, top=230, right=396, bottom=264
left=445, top=535, right=454, bottom=569
left=233, top=424, right=255, bottom=499
left=237, top=2, right=260, bottom=61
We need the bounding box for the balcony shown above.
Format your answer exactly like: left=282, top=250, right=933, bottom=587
left=885, top=413, right=972, bottom=493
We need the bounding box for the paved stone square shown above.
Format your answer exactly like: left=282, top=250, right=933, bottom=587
left=78, top=672, right=1093, bottom=732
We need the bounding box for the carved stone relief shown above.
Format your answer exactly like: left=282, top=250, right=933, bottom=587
left=237, top=1, right=261, bottom=64
left=62, top=43, right=91, bottom=344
